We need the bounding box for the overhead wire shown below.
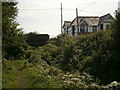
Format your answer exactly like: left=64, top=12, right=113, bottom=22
left=19, top=8, right=60, bottom=11
left=80, top=0, right=98, bottom=10
left=19, top=8, right=105, bottom=15
left=18, top=0, right=107, bottom=14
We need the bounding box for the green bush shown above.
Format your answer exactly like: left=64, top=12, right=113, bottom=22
left=49, top=30, right=115, bottom=84
left=28, top=44, right=62, bottom=67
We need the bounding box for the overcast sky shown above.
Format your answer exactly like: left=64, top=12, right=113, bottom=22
left=17, top=0, right=120, bottom=38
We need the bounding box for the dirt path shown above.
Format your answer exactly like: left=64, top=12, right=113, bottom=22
left=15, top=62, right=27, bottom=88
left=17, top=68, right=26, bottom=88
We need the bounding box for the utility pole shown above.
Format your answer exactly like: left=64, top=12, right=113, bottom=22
left=76, top=8, right=79, bottom=35
left=61, top=3, right=63, bottom=33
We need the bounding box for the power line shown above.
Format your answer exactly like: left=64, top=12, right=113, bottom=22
left=80, top=0, right=98, bottom=10
left=18, top=0, right=100, bottom=14
left=19, top=8, right=105, bottom=14
left=18, top=0, right=107, bottom=14
left=18, top=0, right=114, bottom=15
left=63, top=8, right=75, bottom=10
left=79, top=10, right=103, bottom=14
left=19, top=8, right=60, bottom=11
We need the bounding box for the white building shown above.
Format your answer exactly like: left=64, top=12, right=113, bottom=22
left=98, top=14, right=113, bottom=31
left=62, top=13, right=113, bottom=36
left=62, top=21, right=71, bottom=34
left=118, top=1, right=120, bottom=12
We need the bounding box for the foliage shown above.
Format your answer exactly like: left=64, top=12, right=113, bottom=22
left=48, top=30, right=117, bottom=85
left=28, top=43, right=62, bottom=67
left=3, top=29, right=120, bottom=88
left=49, top=33, right=76, bottom=48
left=111, top=12, right=120, bottom=83
left=4, top=59, right=120, bottom=88
left=49, top=33, right=78, bottom=71
left=3, top=2, right=120, bottom=88
left=2, top=60, right=25, bottom=88
left=112, top=12, right=120, bottom=54
left=2, top=2, right=28, bottom=60
left=2, top=60, right=95, bottom=88
left=76, top=31, right=113, bottom=84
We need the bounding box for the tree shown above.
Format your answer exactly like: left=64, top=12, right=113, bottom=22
left=111, top=11, right=120, bottom=82
left=2, top=2, right=28, bottom=60
left=113, top=12, right=120, bottom=54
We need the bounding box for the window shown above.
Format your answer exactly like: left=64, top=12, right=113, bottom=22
left=106, top=18, right=111, bottom=23
left=80, top=25, right=88, bottom=33
left=92, top=26, right=97, bottom=32
left=106, top=24, right=109, bottom=30
left=80, top=25, right=85, bottom=33
left=64, top=28, right=66, bottom=32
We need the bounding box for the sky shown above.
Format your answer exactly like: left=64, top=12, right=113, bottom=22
left=17, top=0, right=120, bottom=38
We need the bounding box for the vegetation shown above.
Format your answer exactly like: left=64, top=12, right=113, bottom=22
left=30, top=31, right=114, bottom=84
left=2, top=2, right=120, bottom=89
left=111, top=11, right=120, bottom=83
left=2, top=2, right=29, bottom=60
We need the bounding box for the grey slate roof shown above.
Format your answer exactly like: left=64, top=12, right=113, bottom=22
left=99, top=13, right=113, bottom=25
left=70, top=16, right=99, bottom=26
left=62, top=21, right=71, bottom=28
left=62, top=14, right=113, bottom=28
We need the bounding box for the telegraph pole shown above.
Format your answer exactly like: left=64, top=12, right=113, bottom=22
left=76, top=8, right=79, bottom=35
left=61, top=3, right=63, bottom=33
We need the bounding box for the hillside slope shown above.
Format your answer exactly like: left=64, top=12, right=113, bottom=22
left=3, top=30, right=120, bottom=88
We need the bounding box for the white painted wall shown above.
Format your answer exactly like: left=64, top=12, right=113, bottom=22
left=62, top=26, right=66, bottom=33
left=67, top=26, right=79, bottom=36
left=118, top=8, right=120, bottom=12
left=65, top=23, right=107, bottom=36
left=74, top=27, right=78, bottom=36
left=68, top=27, right=72, bottom=36
left=62, top=28, right=64, bottom=33
left=103, top=23, right=109, bottom=30
left=98, top=26, right=100, bottom=31
left=96, top=26, right=99, bottom=31
left=118, top=1, right=120, bottom=12
left=88, top=26, right=93, bottom=32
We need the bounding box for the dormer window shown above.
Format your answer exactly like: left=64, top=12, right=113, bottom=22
left=106, top=18, right=111, bottom=23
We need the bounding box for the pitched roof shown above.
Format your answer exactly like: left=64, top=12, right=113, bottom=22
left=62, top=21, right=71, bottom=28
left=99, top=13, right=113, bottom=25
left=62, top=14, right=113, bottom=27
left=70, top=16, right=99, bottom=26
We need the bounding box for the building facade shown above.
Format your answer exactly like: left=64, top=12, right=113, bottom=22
left=118, top=1, right=120, bottom=12
left=62, top=13, right=113, bottom=36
